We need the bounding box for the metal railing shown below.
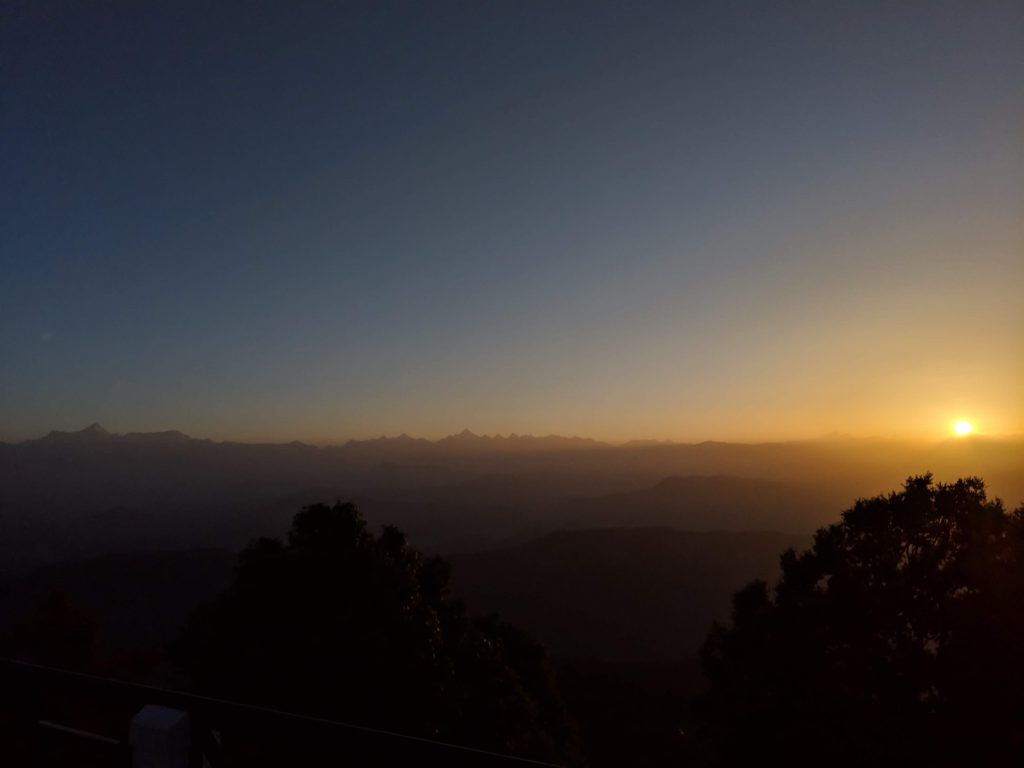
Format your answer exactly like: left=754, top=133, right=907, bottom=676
left=0, top=657, right=562, bottom=767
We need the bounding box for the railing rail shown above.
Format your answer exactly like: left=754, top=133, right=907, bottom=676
left=0, top=656, right=562, bottom=767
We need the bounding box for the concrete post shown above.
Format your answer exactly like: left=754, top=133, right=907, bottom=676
left=130, top=705, right=191, bottom=768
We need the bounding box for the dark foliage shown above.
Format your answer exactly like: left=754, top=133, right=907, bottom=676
left=557, top=658, right=702, bottom=768
left=175, top=501, right=575, bottom=763
left=697, top=475, right=1024, bottom=766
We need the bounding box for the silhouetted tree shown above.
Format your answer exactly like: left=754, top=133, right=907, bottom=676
left=175, top=501, right=574, bottom=763
left=697, top=475, right=1024, bottom=767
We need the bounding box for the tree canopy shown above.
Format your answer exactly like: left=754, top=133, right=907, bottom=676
left=697, top=475, right=1024, bottom=766
left=176, top=501, right=573, bottom=763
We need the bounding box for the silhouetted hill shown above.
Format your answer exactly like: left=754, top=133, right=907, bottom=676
left=0, top=549, right=236, bottom=647
left=2, top=424, right=1020, bottom=569
left=448, top=527, right=808, bottom=662
left=559, top=475, right=835, bottom=533
left=0, top=526, right=804, bottom=665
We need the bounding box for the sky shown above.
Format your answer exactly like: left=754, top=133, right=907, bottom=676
left=2, top=1, right=1022, bottom=444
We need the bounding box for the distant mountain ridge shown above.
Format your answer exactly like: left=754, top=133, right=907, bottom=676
left=14, top=423, right=1024, bottom=456
left=31, top=423, right=202, bottom=447
left=17, top=423, right=609, bottom=453
left=3, top=423, right=1021, bottom=571
left=36, top=422, right=115, bottom=442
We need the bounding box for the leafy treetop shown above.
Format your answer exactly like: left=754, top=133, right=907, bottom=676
left=698, top=475, right=1024, bottom=767
left=177, top=501, right=574, bottom=763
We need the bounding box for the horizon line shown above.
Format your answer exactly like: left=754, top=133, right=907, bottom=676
left=5, top=422, right=1017, bottom=449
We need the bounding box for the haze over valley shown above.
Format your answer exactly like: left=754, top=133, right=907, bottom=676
left=4, top=423, right=1021, bottom=571
left=3, top=3, right=1022, bottom=764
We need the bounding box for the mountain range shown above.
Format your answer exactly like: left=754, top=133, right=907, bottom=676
left=1, top=424, right=1021, bottom=570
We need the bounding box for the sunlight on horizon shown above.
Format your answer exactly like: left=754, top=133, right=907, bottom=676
left=953, top=420, right=974, bottom=437
left=2, top=3, right=1022, bottom=450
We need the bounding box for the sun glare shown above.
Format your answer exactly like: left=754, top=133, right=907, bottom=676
left=953, top=420, right=974, bottom=436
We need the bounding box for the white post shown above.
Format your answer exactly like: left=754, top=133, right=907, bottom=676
left=130, top=705, right=191, bottom=768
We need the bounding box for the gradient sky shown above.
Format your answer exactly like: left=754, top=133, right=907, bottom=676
left=2, top=1, right=1022, bottom=443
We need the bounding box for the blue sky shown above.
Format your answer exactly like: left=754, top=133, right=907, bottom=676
left=2, top=2, right=1022, bottom=442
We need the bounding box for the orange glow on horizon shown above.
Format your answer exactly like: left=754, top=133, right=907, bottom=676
left=953, top=420, right=974, bottom=437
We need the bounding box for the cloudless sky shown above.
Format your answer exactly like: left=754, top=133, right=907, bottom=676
left=2, top=1, right=1022, bottom=443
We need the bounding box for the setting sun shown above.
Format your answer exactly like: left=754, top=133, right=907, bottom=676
left=954, top=420, right=974, bottom=436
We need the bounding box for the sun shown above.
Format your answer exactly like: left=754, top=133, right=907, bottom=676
left=953, top=420, right=974, bottom=436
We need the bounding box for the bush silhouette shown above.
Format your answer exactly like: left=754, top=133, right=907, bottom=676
left=176, top=502, right=573, bottom=762
left=697, top=475, right=1024, bottom=766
